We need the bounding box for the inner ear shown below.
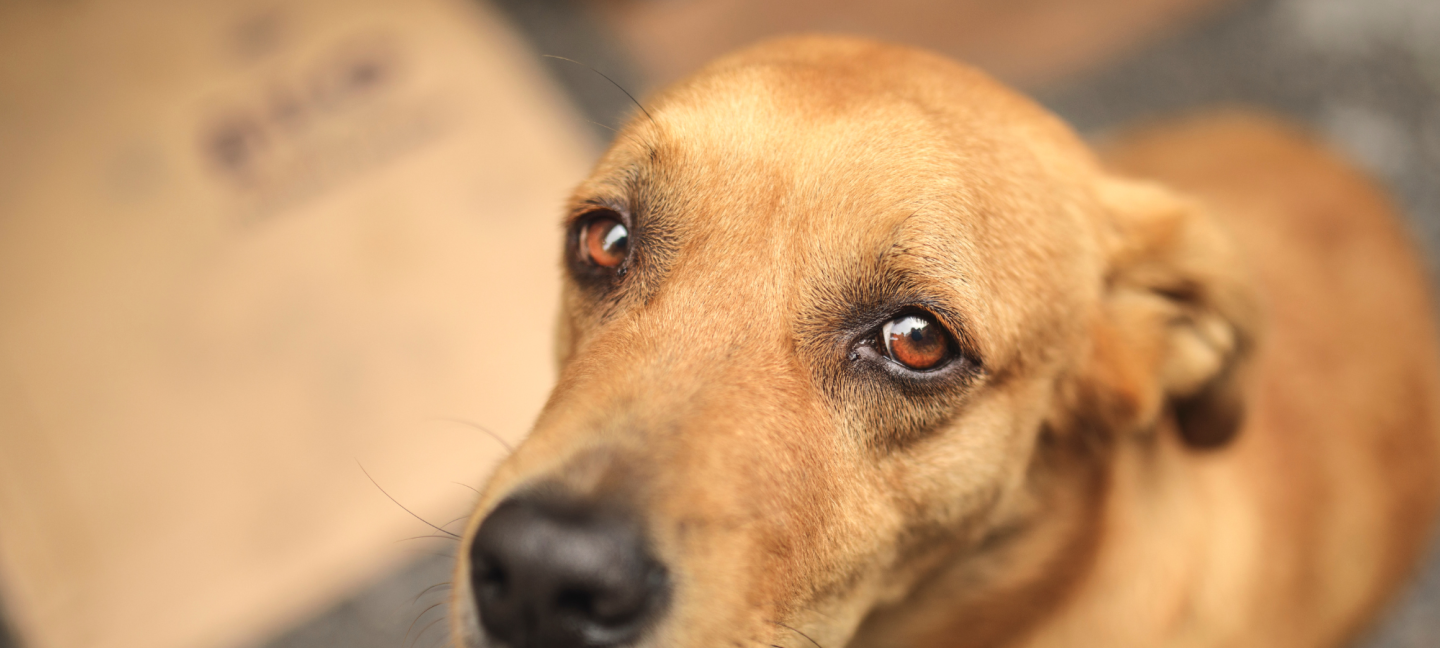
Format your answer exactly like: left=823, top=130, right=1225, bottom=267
left=1173, top=354, right=1246, bottom=448
left=1158, top=290, right=1251, bottom=447
left=1087, top=177, right=1260, bottom=448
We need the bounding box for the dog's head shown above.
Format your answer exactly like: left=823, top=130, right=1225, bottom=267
left=452, top=36, right=1257, bottom=648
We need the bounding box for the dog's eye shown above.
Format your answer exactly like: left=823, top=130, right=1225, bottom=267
left=881, top=314, right=951, bottom=371
left=580, top=214, right=629, bottom=269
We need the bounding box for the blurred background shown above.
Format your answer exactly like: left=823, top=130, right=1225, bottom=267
left=0, top=0, right=1436, bottom=647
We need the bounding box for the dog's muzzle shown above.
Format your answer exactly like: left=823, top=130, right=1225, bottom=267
left=468, top=491, right=670, bottom=647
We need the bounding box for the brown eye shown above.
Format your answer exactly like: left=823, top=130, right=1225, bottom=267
left=881, top=314, right=951, bottom=371
left=581, top=215, right=629, bottom=269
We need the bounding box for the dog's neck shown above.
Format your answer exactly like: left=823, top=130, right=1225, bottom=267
left=850, top=426, right=1244, bottom=648
left=1019, top=427, right=1270, bottom=648
left=843, top=429, right=1104, bottom=647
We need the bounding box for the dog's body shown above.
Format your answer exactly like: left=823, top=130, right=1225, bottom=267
left=1033, top=115, right=1440, bottom=648
left=453, top=37, right=1440, bottom=648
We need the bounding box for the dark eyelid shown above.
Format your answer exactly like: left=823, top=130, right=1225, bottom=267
left=567, top=200, right=628, bottom=227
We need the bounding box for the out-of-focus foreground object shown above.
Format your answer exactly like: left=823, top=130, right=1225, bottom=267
left=0, top=1, right=594, bottom=647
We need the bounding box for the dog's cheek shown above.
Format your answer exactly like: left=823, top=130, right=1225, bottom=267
left=553, top=282, right=631, bottom=368
left=553, top=295, right=576, bottom=368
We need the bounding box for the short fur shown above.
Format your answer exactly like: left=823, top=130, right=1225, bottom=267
left=452, top=36, right=1440, bottom=648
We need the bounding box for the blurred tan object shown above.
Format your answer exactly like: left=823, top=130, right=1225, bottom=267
left=0, top=1, right=594, bottom=647
left=593, top=0, right=1239, bottom=89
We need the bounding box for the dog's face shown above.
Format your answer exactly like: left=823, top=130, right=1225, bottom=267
left=452, top=37, right=1253, bottom=648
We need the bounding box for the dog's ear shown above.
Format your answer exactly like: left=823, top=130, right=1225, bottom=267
left=1070, top=177, right=1260, bottom=448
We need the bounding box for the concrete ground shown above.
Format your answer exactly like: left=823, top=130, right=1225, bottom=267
left=250, top=0, right=1440, bottom=646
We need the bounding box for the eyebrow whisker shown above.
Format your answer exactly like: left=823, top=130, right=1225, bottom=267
left=542, top=54, right=655, bottom=125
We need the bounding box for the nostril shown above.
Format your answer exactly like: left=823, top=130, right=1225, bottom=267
left=554, top=586, right=593, bottom=614
left=475, top=561, right=507, bottom=599
left=556, top=586, right=627, bottom=622
left=468, top=493, right=669, bottom=647
left=554, top=573, right=649, bottom=625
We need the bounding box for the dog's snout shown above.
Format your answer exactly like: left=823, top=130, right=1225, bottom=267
left=469, top=495, right=669, bottom=647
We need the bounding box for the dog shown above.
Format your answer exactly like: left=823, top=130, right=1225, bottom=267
left=450, top=35, right=1440, bottom=648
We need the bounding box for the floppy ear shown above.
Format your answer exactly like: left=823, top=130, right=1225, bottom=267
left=1074, top=177, right=1261, bottom=448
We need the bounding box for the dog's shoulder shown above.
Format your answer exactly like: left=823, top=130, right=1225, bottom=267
left=1100, top=110, right=1440, bottom=641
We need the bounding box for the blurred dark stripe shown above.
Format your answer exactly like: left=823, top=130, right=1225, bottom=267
left=251, top=553, right=454, bottom=648
left=0, top=607, right=18, bottom=648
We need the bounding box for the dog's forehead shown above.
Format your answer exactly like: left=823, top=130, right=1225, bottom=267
left=569, top=41, right=1106, bottom=366
left=590, top=65, right=1000, bottom=253
left=593, top=44, right=1097, bottom=243
left=653, top=92, right=959, bottom=244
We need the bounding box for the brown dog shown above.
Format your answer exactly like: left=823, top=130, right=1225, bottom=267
left=450, top=36, right=1440, bottom=648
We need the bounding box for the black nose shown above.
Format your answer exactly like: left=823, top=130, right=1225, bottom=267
left=469, top=494, right=669, bottom=648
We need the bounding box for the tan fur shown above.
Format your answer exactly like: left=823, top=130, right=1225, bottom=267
left=451, top=36, right=1440, bottom=648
